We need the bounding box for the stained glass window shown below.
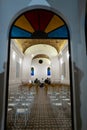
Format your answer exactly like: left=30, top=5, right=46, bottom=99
left=31, top=67, right=34, bottom=76
left=10, top=9, right=68, bottom=39
left=47, top=67, right=51, bottom=76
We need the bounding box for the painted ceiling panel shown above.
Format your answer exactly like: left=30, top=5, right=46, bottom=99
left=11, top=26, right=32, bottom=37
left=14, top=15, right=34, bottom=33
left=24, top=10, right=39, bottom=31
left=48, top=25, right=68, bottom=38
left=45, top=15, right=64, bottom=33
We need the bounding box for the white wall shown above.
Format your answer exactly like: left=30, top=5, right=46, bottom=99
left=51, top=55, right=59, bottom=83
left=58, top=42, right=70, bottom=84
left=31, top=58, right=51, bottom=82
left=22, top=54, right=32, bottom=82
left=9, top=40, right=24, bottom=85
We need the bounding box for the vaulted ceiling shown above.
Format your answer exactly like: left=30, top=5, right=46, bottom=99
left=14, top=39, right=68, bottom=54
left=11, top=9, right=69, bottom=59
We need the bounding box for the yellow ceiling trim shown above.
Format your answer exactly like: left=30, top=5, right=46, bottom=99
left=14, top=15, right=34, bottom=33
left=14, top=39, right=23, bottom=52
left=45, top=15, right=64, bottom=33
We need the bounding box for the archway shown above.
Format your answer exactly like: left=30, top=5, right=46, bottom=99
left=5, top=9, right=73, bottom=130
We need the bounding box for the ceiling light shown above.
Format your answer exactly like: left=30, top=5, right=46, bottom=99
left=12, top=51, right=15, bottom=59
left=19, top=58, right=22, bottom=64
left=67, top=51, right=69, bottom=58
left=60, top=58, right=63, bottom=64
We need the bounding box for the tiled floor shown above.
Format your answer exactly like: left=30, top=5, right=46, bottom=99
left=6, top=85, right=72, bottom=130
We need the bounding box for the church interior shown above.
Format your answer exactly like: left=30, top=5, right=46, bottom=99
left=6, top=9, right=72, bottom=130
left=0, top=0, right=87, bottom=130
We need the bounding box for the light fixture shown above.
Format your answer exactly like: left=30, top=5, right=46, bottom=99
left=19, top=58, right=22, bottom=64
left=67, top=51, right=69, bottom=58
left=12, top=51, right=15, bottom=59
left=60, top=58, right=63, bottom=64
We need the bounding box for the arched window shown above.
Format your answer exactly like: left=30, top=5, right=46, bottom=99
left=31, top=67, right=34, bottom=76
left=5, top=8, right=74, bottom=130
left=10, top=9, right=68, bottom=39
left=47, top=67, right=51, bottom=76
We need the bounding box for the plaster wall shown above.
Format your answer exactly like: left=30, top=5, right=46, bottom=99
left=21, top=54, right=32, bottom=82
left=58, top=43, right=70, bottom=84
left=9, top=40, right=24, bottom=85
left=31, top=58, right=51, bottom=82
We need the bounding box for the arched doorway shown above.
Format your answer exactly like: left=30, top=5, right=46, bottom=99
left=5, top=9, right=73, bottom=130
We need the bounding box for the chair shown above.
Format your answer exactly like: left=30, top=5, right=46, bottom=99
left=14, top=95, right=31, bottom=126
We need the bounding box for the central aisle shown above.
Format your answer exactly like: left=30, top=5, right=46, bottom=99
left=27, top=86, right=72, bottom=130
left=7, top=85, right=72, bottom=130
left=29, top=87, right=58, bottom=129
